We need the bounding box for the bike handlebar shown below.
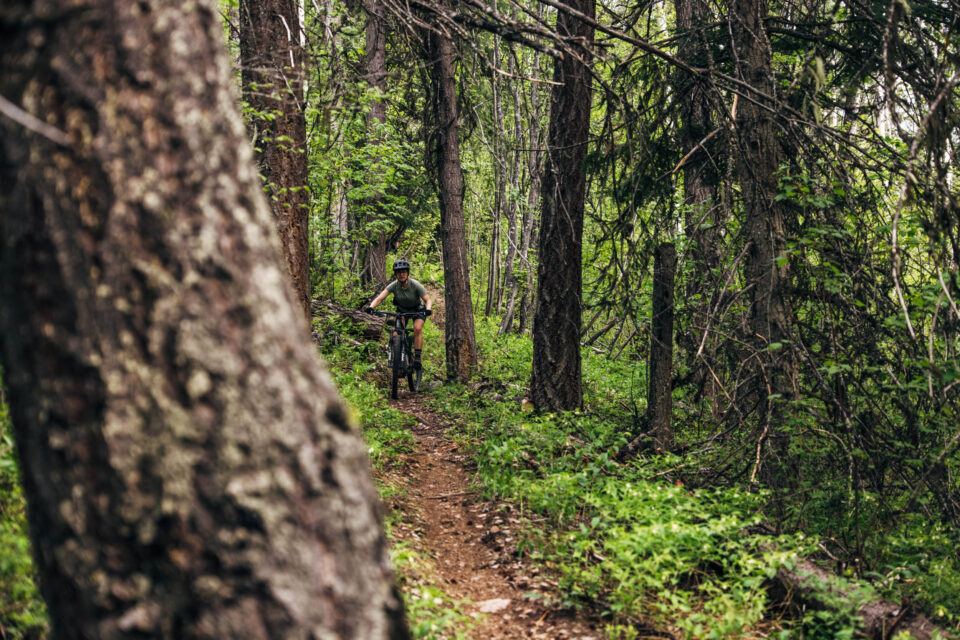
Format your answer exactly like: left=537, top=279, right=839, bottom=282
left=367, top=310, right=424, bottom=319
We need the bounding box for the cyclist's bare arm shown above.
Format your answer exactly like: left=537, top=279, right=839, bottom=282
left=368, top=287, right=391, bottom=310
left=422, top=293, right=431, bottom=312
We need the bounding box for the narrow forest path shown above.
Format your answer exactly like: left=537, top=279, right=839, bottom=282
left=381, top=392, right=601, bottom=640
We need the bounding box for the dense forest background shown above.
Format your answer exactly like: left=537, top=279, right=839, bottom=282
left=1, top=0, right=959, bottom=637
left=294, top=0, right=960, bottom=611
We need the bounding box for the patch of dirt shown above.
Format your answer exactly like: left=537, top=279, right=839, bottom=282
left=384, top=393, right=602, bottom=640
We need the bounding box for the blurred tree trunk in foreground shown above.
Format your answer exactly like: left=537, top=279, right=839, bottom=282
left=0, top=1, right=408, bottom=638
left=239, top=0, right=311, bottom=317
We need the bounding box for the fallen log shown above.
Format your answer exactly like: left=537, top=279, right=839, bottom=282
left=311, top=299, right=385, bottom=342
left=770, top=555, right=945, bottom=639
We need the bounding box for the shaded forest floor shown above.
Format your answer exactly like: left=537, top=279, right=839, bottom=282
left=381, top=391, right=603, bottom=640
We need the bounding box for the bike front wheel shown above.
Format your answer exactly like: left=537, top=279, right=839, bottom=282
left=407, top=365, right=421, bottom=393
left=390, top=334, right=403, bottom=400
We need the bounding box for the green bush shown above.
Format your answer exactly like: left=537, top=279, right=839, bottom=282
left=319, top=340, right=418, bottom=468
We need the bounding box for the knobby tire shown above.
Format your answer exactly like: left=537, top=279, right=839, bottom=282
left=407, top=339, right=421, bottom=393
left=407, top=360, right=418, bottom=393
left=390, top=333, right=403, bottom=400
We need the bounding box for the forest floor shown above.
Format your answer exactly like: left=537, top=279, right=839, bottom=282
left=380, top=391, right=603, bottom=640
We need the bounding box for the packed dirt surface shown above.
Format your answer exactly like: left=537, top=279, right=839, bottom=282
left=382, top=392, right=602, bottom=640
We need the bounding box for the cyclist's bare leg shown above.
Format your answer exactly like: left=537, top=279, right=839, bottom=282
left=413, top=318, right=425, bottom=350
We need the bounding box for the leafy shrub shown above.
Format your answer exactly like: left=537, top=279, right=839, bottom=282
left=320, top=342, right=417, bottom=468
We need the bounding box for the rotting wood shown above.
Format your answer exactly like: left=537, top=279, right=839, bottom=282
left=312, top=299, right=386, bottom=341
left=770, top=556, right=944, bottom=640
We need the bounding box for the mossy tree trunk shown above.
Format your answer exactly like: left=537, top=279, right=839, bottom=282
left=0, top=1, right=408, bottom=638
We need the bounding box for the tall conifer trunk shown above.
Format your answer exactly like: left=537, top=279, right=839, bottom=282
left=502, top=47, right=545, bottom=335
left=427, top=24, right=478, bottom=382
left=239, top=0, right=311, bottom=318
left=361, top=0, right=391, bottom=290
left=731, top=0, right=794, bottom=414
left=485, top=37, right=506, bottom=317
left=675, top=0, right=721, bottom=406
left=498, top=52, right=524, bottom=333
left=530, top=0, right=595, bottom=411
left=516, top=54, right=546, bottom=335
left=648, top=243, right=677, bottom=450
left=0, top=1, right=408, bottom=637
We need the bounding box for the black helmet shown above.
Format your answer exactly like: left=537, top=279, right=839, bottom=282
left=392, top=259, right=410, bottom=272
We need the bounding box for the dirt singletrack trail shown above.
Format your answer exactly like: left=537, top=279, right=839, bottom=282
left=383, top=390, right=601, bottom=640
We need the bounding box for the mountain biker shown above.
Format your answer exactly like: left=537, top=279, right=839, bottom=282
left=365, top=259, right=432, bottom=368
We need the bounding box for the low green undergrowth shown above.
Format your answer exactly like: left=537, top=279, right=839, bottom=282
left=321, top=341, right=418, bottom=469
left=430, top=382, right=804, bottom=638
left=423, top=317, right=942, bottom=639
left=0, top=374, right=48, bottom=639
left=390, top=540, right=473, bottom=640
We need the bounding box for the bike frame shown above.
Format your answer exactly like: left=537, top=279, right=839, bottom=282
left=370, top=310, right=424, bottom=398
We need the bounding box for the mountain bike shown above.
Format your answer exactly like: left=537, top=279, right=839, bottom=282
left=369, top=310, right=423, bottom=399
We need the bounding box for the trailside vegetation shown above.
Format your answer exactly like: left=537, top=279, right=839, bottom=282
left=326, top=318, right=955, bottom=637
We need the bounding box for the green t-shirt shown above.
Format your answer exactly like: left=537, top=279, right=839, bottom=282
left=386, top=278, right=427, bottom=311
